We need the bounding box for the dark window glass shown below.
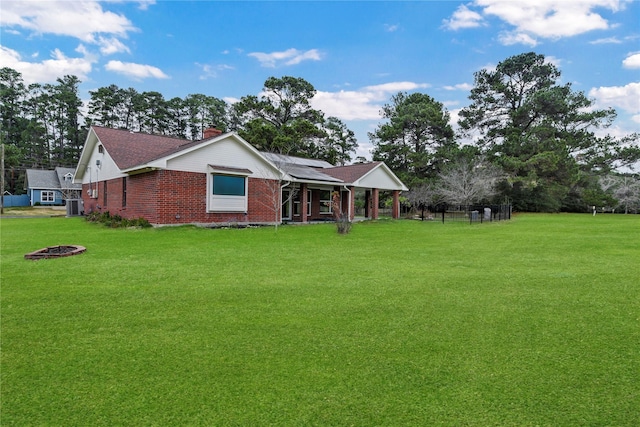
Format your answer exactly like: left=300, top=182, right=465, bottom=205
left=122, top=177, right=127, bottom=207
left=213, top=175, right=245, bottom=196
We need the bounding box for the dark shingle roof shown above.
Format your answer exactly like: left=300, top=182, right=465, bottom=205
left=92, top=126, right=190, bottom=169
left=90, top=127, right=395, bottom=187
left=319, top=162, right=382, bottom=183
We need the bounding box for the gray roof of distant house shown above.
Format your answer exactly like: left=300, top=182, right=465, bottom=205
left=26, top=167, right=82, bottom=190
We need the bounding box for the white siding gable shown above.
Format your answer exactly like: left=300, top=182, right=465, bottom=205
left=81, top=144, right=125, bottom=185
left=163, top=136, right=281, bottom=180
left=357, top=165, right=407, bottom=191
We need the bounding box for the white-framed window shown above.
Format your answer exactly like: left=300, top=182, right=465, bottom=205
left=207, top=166, right=250, bottom=212
left=212, top=175, right=246, bottom=196
left=293, top=189, right=312, bottom=217
left=282, top=189, right=292, bottom=220
left=319, top=189, right=332, bottom=214
left=41, top=191, right=55, bottom=203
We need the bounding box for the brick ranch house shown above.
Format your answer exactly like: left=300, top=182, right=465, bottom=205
left=73, top=126, right=408, bottom=226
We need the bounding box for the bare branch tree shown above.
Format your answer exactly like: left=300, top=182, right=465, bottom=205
left=437, top=158, right=503, bottom=206
left=598, top=175, right=619, bottom=193
left=405, top=183, right=440, bottom=220
left=255, top=164, right=298, bottom=231
left=613, top=176, right=640, bottom=214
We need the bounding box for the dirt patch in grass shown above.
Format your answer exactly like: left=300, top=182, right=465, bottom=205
left=1, top=207, right=68, bottom=217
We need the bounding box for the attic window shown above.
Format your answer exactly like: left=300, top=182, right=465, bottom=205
left=98, top=144, right=104, bottom=154
left=64, top=173, right=73, bottom=181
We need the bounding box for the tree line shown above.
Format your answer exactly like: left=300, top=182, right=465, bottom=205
left=1, top=52, right=639, bottom=212
left=371, top=52, right=639, bottom=213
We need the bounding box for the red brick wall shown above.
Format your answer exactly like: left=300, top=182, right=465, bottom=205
left=82, top=170, right=280, bottom=225
left=372, top=188, right=380, bottom=219
left=247, top=178, right=280, bottom=224
left=82, top=184, right=97, bottom=213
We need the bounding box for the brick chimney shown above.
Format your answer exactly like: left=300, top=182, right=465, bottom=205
left=203, top=128, right=223, bottom=139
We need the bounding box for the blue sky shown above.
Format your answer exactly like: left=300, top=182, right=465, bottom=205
left=2, top=0, right=639, bottom=160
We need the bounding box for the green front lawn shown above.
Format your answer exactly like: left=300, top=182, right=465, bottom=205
left=1, top=215, right=639, bottom=425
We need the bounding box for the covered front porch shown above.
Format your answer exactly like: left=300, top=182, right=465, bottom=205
left=280, top=183, right=401, bottom=223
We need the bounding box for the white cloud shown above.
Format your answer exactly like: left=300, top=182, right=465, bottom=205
left=0, top=44, right=96, bottom=84
left=362, top=81, right=430, bottom=93
left=589, top=82, right=640, bottom=114
left=479, top=0, right=615, bottom=37
left=134, top=0, right=156, bottom=11
left=443, top=83, right=473, bottom=91
left=312, top=90, right=383, bottom=121
left=286, top=49, right=322, bottom=66
left=384, top=24, right=400, bottom=32
left=498, top=31, right=538, bottom=47
left=196, top=63, right=234, bottom=80
left=248, top=48, right=322, bottom=68
left=0, top=1, right=137, bottom=43
left=590, top=36, right=622, bottom=44
left=442, top=4, right=485, bottom=30
left=622, top=52, right=640, bottom=69
left=97, top=36, right=131, bottom=55
left=104, top=60, right=169, bottom=80
left=223, top=97, right=240, bottom=105
left=311, top=81, right=431, bottom=121
left=446, top=0, right=629, bottom=45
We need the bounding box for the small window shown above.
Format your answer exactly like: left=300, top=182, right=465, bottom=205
left=98, top=144, right=104, bottom=154
left=41, top=191, right=55, bottom=203
left=213, top=175, right=245, bottom=196
left=64, top=173, right=73, bottom=182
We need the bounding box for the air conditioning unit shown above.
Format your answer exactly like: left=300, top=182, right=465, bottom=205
left=66, top=199, right=84, bottom=216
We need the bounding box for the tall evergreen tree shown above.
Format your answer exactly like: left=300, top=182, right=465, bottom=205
left=459, top=52, right=622, bottom=212
left=184, top=94, right=228, bottom=140
left=231, top=76, right=326, bottom=156
left=370, top=92, right=456, bottom=187
left=315, top=116, right=358, bottom=166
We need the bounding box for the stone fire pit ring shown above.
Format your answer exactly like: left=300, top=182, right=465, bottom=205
left=25, top=245, right=86, bottom=260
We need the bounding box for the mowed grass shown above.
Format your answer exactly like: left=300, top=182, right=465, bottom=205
left=1, top=214, right=638, bottom=426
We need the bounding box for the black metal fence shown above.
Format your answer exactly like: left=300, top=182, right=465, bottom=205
left=415, top=204, right=512, bottom=223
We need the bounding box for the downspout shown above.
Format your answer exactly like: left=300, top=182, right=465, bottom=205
left=342, top=185, right=351, bottom=221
